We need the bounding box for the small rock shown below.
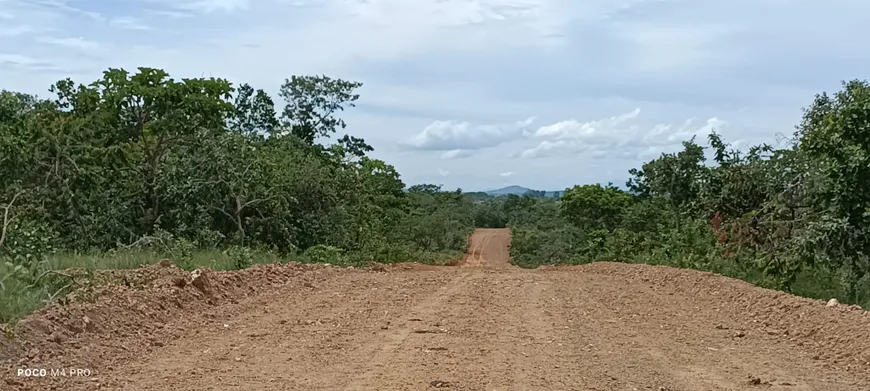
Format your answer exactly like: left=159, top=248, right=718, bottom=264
left=189, top=269, right=213, bottom=297
left=157, top=259, right=173, bottom=267
left=826, top=298, right=840, bottom=307
left=172, top=277, right=187, bottom=288
left=430, top=380, right=451, bottom=388
left=747, top=375, right=770, bottom=386
left=5, top=378, right=24, bottom=387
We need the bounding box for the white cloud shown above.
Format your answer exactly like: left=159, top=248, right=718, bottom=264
left=440, top=149, right=475, bottom=160
left=1, top=0, right=867, bottom=190
left=616, top=22, right=742, bottom=73
left=533, top=109, right=641, bottom=140
left=157, top=0, right=251, bottom=13
left=500, top=171, right=514, bottom=177
left=110, top=17, right=150, bottom=31
left=36, top=36, right=103, bottom=52
left=520, top=140, right=567, bottom=159
left=32, top=0, right=104, bottom=22
left=404, top=116, right=536, bottom=151
left=437, top=168, right=450, bottom=177
left=0, top=25, right=34, bottom=37
left=666, top=118, right=727, bottom=142
left=0, top=53, right=41, bottom=66
left=143, top=9, right=195, bottom=18
left=337, top=0, right=573, bottom=47
left=520, top=109, right=727, bottom=159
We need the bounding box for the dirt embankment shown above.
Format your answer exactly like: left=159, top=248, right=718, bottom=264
left=1, top=261, right=341, bottom=389
left=2, top=228, right=869, bottom=391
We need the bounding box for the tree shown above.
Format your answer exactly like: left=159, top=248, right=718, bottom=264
left=560, top=184, right=632, bottom=232
left=278, top=75, right=362, bottom=145
left=629, top=139, right=707, bottom=207
left=333, top=134, right=374, bottom=160
left=793, top=79, right=870, bottom=298
left=201, top=132, right=284, bottom=244
left=1, top=65, right=493, bottom=321
left=49, top=68, right=235, bottom=237
left=229, top=83, right=279, bottom=136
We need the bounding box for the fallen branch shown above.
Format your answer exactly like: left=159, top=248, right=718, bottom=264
left=0, top=190, right=26, bottom=250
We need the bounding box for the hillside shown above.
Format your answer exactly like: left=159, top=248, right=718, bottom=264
left=485, top=185, right=533, bottom=195
left=484, top=185, right=564, bottom=197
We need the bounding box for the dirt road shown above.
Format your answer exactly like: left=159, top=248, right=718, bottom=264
left=3, top=228, right=869, bottom=390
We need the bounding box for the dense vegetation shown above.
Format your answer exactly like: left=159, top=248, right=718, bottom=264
left=508, top=80, right=870, bottom=309
left=0, top=68, right=475, bottom=321
left=3, top=67, right=869, bottom=322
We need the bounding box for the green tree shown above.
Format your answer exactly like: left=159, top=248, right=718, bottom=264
left=629, top=139, right=707, bottom=208
left=229, top=83, right=279, bottom=136
left=560, top=184, right=632, bottom=232
left=278, top=75, right=362, bottom=145
left=793, top=79, right=870, bottom=299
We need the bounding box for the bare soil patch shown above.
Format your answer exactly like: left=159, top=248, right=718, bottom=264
left=2, top=229, right=868, bottom=390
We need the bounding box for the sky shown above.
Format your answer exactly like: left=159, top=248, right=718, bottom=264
left=1, top=0, right=867, bottom=191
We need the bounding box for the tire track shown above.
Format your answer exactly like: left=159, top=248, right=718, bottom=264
left=462, top=228, right=507, bottom=268
left=507, top=277, right=554, bottom=389
left=340, top=271, right=477, bottom=390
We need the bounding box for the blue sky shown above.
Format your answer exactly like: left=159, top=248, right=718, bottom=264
left=1, top=0, right=867, bottom=191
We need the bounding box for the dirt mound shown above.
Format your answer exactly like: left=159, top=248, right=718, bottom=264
left=0, top=260, right=336, bottom=389
left=567, top=261, right=870, bottom=376
left=381, top=262, right=448, bottom=272
left=4, top=234, right=869, bottom=390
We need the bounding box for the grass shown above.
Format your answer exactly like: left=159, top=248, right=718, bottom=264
left=1, top=246, right=467, bottom=324
left=44, top=249, right=282, bottom=272
left=0, top=249, right=282, bottom=324
left=1, top=267, right=61, bottom=326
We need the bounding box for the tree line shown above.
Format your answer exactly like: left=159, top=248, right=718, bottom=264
left=505, top=80, right=870, bottom=308
left=0, top=68, right=477, bottom=321
left=2, top=67, right=868, bottom=321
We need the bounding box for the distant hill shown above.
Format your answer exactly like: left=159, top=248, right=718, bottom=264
left=484, top=185, right=564, bottom=198
left=485, top=185, right=533, bottom=196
